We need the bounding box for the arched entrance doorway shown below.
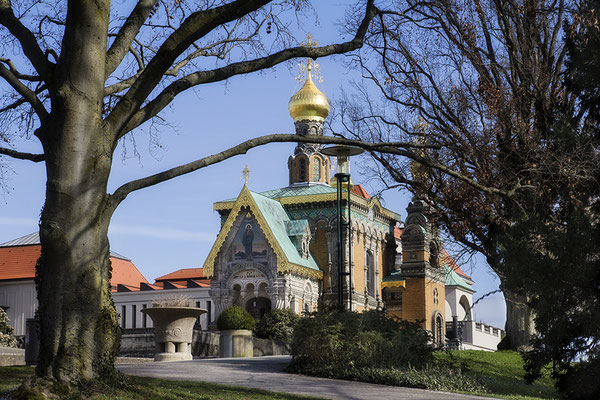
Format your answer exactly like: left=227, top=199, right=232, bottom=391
left=246, top=297, right=271, bottom=320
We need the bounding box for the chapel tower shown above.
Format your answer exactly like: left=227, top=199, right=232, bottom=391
left=287, top=61, right=331, bottom=185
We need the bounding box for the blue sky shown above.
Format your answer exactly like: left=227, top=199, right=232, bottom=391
left=0, top=1, right=505, bottom=328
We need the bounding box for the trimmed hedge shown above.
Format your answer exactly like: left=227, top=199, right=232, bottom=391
left=217, top=306, right=256, bottom=331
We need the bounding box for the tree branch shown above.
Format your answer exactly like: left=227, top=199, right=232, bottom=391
left=105, top=0, right=159, bottom=79
left=104, top=0, right=272, bottom=137
left=0, top=0, right=52, bottom=79
left=109, top=132, right=514, bottom=210
left=0, top=63, right=48, bottom=119
left=119, top=0, right=377, bottom=136
left=0, top=146, right=45, bottom=162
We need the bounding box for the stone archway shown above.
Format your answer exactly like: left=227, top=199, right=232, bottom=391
left=245, top=297, right=271, bottom=320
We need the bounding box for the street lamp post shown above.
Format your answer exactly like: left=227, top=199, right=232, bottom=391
left=321, top=145, right=364, bottom=309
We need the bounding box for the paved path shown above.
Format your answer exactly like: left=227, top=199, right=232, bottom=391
left=118, top=356, right=498, bottom=400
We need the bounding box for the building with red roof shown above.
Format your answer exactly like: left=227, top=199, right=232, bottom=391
left=0, top=232, right=150, bottom=336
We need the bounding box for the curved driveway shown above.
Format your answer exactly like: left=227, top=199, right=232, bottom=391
left=118, top=356, right=497, bottom=400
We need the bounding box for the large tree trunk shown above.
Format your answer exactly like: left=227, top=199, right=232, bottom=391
left=503, top=289, right=535, bottom=350
left=35, top=0, right=116, bottom=383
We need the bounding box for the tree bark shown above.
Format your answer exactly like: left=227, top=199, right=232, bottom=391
left=34, top=0, right=117, bottom=383
left=503, top=289, right=535, bottom=350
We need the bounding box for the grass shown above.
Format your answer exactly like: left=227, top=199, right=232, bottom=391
left=434, top=350, right=557, bottom=400
left=0, top=366, right=323, bottom=400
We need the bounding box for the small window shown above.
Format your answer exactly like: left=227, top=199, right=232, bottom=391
left=366, top=251, right=375, bottom=296
left=433, top=288, right=439, bottom=305
left=142, top=304, right=147, bottom=328
left=121, top=305, right=127, bottom=329
left=131, top=305, right=137, bottom=328
left=299, top=158, right=306, bottom=181
left=312, top=158, right=320, bottom=181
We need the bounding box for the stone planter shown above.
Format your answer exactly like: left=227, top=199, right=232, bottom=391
left=141, top=306, right=206, bottom=362
left=219, top=329, right=253, bottom=358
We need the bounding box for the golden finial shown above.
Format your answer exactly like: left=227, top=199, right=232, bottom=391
left=296, top=33, right=323, bottom=84
left=242, top=164, right=251, bottom=185
left=288, top=33, right=330, bottom=122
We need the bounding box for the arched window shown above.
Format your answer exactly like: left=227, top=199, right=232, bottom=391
left=312, top=158, right=320, bottom=181
left=299, top=158, right=306, bottom=181
left=430, top=242, right=439, bottom=267
left=366, top=250, right=375, bottom=297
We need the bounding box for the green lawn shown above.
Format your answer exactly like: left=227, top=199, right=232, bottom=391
left=435, top=350, right=557, bottom=400
left=0, top=366, right=323, bottom=400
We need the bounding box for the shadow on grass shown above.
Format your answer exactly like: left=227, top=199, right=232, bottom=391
left=0, top=366, right=322, bottom=400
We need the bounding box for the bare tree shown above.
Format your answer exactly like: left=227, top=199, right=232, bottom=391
left=334, top=0, right=595, bottom=349
left=0, top=0, right=381, bottom=385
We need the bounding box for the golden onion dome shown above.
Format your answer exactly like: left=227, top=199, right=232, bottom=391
left=288, top=65, right=330, bottom=122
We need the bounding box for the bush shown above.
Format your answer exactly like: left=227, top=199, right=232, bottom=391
left=0, top=307, right=16, bottom=348
left=217, top=306, right=255, bottom=331
left=290, top=308, right=433, bottom=372
left=255, top=308, right=299, bottom=342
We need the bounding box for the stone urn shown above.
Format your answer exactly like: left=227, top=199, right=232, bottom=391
left=141, top=306, right=206, bottom=362
left=219, top=329, right=253, bottom=358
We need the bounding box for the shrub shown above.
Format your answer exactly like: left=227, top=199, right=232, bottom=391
left=255, top=308, right=299, bottom=342
left=217, top=306, right=255, bottom=331
left=0, top=307, right=16, bottom=347
left=290, top=308, right=433, bottom=372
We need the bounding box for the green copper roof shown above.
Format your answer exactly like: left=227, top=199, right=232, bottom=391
left=286, top=220, right=308, bottom=236
left=250, top=191, right=319, bottom=271
left=259, top=184, right=338, bottom=199
left=382, top=270, right=404, bottom=282
left=216, top=184, right=338, bottom=204
left=444, top=265, right=474, bottom=291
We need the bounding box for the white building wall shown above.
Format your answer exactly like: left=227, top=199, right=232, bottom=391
left=112, top=287, right=212, bottom=330
left=0, top=280, right=37, bottom=337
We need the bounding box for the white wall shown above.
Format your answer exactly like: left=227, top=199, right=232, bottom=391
left=0, top=280, right=37, bottom=337
left=112, top=287, right=212, bottom=330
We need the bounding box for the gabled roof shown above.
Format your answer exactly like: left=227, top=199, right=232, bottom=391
left=204, top=184, right=321, bottom=279
left=444, top=265, right=475, bottom=292
left=442, top=250, right=473, bottom=281
left=0, top=233, right=147, bottom=288
left=351, top=184, right=371, bottom=199
left=155, top=268, right=207, bottom=282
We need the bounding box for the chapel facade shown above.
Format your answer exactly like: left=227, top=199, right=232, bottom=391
left=201, top=62, right=472, bottom=344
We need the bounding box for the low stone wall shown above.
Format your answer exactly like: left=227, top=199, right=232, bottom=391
left=120, top=329, right=290, bottom=358
left=0, top=346, right=25, bottom=366
left=253, top=337, right=291, bottom=356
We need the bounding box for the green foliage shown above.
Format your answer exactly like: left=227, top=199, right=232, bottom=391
left=289, top=308, right=433, bottom=372
left=254, top=308, right=299, bottom=342
left=217, top=306, right=256, bottom=331
left=0, top=307, right=16, bottom=348
left=334, top=364, right=486, bottom=393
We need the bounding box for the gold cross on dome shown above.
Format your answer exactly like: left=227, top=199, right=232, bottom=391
left=242, top=164, right=251, bottom=185
left=296, top=33, right=323, bottom=83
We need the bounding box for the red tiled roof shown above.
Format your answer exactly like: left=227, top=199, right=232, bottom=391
left=111, top=257, right=149, bottom=288
left=442, top=250, right=472, bottom=280
left=351, top=184, right=371, bottom=199
left=394, top=226, right=402, bottom=240
left=155, top=268, right=206, bottom=282
left=0, top=245, right=41, bottom=280
left=0, top=244, right=149, bottom=287
left=189, top=279, right=210, bottom=288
